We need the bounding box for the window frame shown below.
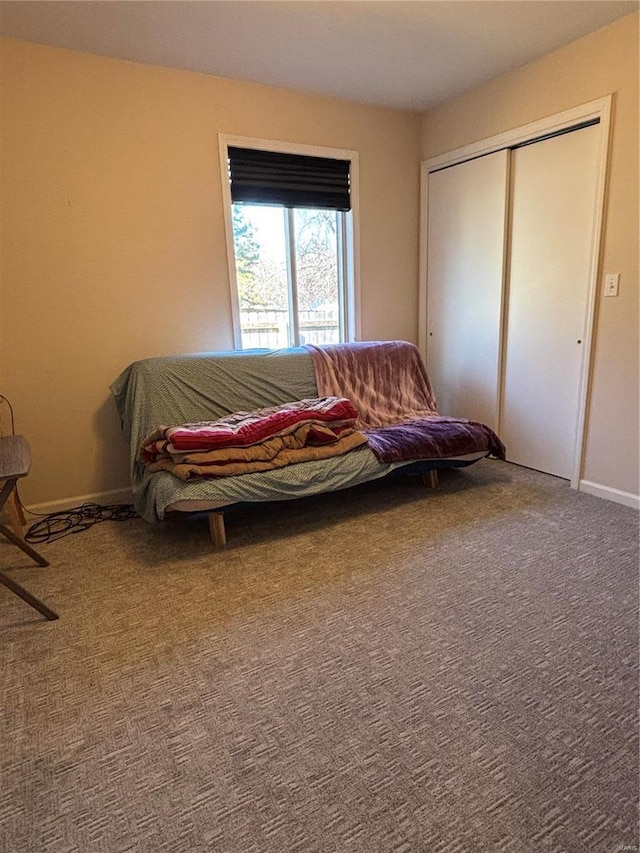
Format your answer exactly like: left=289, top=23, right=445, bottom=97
left=219, top=134, right=361, bottom=349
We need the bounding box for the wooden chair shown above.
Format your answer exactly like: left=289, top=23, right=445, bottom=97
left=0, top=435, right=58, bottom=621
left=0, top=402, right=26, bottom=540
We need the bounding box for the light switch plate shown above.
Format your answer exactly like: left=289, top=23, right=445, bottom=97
left=604, top=273, right=620, bottom=297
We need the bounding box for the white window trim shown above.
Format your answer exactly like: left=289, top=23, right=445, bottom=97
left=218, top=134, right=361, bottom=349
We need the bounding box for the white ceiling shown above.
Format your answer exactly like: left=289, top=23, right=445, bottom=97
left=1, top=1, right=637, bottom=111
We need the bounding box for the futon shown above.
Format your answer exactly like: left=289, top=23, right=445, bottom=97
left=110, top=342, right=504, bottom=545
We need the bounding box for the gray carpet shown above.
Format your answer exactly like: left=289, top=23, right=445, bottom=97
left=1, top=460, right=638, bottom=852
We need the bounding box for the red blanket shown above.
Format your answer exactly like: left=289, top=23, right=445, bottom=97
left=139, top=397, right=369, bottom=479
left=141, top=396, right=360, bottom=458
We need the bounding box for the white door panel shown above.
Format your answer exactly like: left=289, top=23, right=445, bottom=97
left=426, top=150, right=508, bottom=430
left=501, top=124, right=600, bottom=479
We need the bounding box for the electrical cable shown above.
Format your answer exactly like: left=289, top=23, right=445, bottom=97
left=24, top=502, right=138, bottom=544
left=1, top=393, right=138, bottom=543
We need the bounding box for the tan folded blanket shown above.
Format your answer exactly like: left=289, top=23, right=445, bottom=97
left=144, top=422, right=367, bottom=480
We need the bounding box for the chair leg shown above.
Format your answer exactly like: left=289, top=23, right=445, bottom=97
left=0, top=522, right=49, bottom=566
left=0, top=486, right=25, bottom=539
left=0, top=571, right=59, bottom=621
left=13, top=491, right=26, bottom=527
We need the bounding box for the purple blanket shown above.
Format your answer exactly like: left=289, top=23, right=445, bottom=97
left=305, top=340, right=437, bottom=428
left=306, top=340, right=506, bottom=465
left=364, top=416, right=506, bottom=464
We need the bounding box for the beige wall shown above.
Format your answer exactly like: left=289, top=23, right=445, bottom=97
left=421, top=12, right=639, bottom=498
left=0, top=39, right=422, bottom=505
left=2, top=14, right=637, bottom=509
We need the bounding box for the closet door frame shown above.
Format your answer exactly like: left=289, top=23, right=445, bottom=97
left=419, top=96, right=612, bottom=490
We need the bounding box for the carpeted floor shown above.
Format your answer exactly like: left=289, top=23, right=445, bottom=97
left=1, top=460, right=638, bottom=852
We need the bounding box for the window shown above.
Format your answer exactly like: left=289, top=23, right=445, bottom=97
left=221, top=139, right=358, bottom=350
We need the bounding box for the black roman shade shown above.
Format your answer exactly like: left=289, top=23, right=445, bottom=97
left=228, top=146, right=351, bottom=211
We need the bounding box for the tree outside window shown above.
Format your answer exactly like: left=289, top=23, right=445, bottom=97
left=232, top=204, right=344, bottom=348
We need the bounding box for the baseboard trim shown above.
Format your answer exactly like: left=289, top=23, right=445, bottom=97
left=21, top=480, right=639, bottom=516
left=579, top=480, right=639, bottom=510
left=24, top=487, right=134, bottom=516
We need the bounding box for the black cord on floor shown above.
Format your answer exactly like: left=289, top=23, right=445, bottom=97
left=1, top=395, right=138, bottom=544
left=25, top=503, right=139, bottom=544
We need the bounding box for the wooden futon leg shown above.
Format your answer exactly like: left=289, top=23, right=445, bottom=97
left=421, top=469, right=439, bottom=488
left=207, top=512, right=227, bottom=548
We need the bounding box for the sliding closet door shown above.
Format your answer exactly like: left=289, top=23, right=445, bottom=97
left=501, top=124, right=600, bottom=479
left=426, top=151, right=508, bottom=430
